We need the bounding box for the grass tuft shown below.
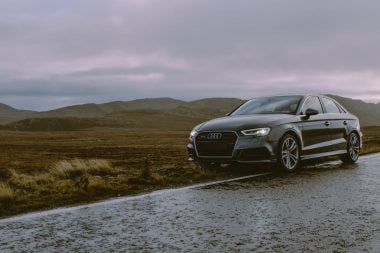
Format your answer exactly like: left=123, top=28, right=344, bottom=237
left=51, top=159, right=114, bottom=179
left=0, top=183, right=14, bottom=203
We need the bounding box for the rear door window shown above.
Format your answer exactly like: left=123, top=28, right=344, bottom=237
left=337, top=104, right=347, bottom=113
left=321, top=98, right=340, bottom=113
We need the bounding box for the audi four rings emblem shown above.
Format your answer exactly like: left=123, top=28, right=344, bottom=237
left=207, top=132, right=223, bottom=140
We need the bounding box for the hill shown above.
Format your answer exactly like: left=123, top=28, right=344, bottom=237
left=0, top=97, right=244, bottom=125
left=6, top=110, right=208, bottom=131
left=34, top=98, right=186, bottom=118
left=0, top=98, right=189, bottom=124
left=330, top=95, right=380, bottom=126
left=1, top=95, right=380, bottom=131
left=0, top=103, right=35, bottom=124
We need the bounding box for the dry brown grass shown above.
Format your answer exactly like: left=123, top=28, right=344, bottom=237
left=51, top=159, right=114, bottom=178
left=0, top=183, right=14, bottom=203
left=0, top=149, right=220, bottom=217
left=7, top=159, right=117, bottom=194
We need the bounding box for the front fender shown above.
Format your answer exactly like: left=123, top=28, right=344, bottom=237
left=268, top=124, right=303, bottom=153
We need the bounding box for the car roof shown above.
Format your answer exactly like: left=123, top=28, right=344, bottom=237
left=246, top=94, right=343, bottom=103
left=246, top=94, right=346, bottom=108
left=247, top=94, right=321, bottom=99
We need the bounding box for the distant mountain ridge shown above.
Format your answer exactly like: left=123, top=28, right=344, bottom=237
left=328, top=95, right=380, bottom=127
left=1, top=95, right=380, bottom=131
left=0, top=97, right=244, bottom=125
left=0, top=103, right=36, bottom=124
left=35, top=98, right=187, bottom=118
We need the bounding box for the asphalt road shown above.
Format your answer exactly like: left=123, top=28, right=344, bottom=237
left=1, top=154, right=380, bottom=252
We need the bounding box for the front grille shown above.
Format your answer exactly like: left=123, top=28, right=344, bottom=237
left=195, top=132, right=237, bottom=157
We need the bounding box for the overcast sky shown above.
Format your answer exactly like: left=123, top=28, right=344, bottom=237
left=1, top=0, right=380, bottom=110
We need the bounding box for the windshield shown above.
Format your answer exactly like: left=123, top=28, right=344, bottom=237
left=230, top=96, right=302, bottom=116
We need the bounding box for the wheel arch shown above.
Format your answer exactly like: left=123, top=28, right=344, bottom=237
left=276, top=128, right=303, bottom=153
left=282, top=130, right=302, bottom=145
left=349, top=129, right=360, bottom=138
left=275, top=129, right=302, bottom=171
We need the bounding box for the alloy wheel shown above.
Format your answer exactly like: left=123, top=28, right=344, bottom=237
left=348, top=133, right=360, bottom=161
left=281, top=136, right=299, bottom=170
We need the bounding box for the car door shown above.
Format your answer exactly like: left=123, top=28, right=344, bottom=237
left=320, top=97, right=347, bottom=152
left=298, top=96, right=331, bottom=155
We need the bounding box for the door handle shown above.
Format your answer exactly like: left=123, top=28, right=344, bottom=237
left=324, top=121, right=330, bottom=126
left=343, top=121, right=347, bottom=125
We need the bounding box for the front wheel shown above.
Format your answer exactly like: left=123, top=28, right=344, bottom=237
left=340, top=132, right=360, bottom=164
left=277, top=134, right=300, bottom=172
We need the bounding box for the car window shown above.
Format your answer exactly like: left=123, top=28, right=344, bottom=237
left=230, top=96, right=302, bottom=115
left=321, top=98, right=341, bottom=113
left=337, top=104, right=347, bottom=113
left=301, top=96, right=323, bottom=114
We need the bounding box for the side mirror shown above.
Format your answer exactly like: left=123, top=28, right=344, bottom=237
left=305, top=108, right=319, bottom=117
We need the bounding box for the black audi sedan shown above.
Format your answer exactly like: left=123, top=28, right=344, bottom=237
left=187, top=94, right=362, bottom=171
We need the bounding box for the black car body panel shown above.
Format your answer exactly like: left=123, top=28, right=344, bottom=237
left=187, top=94, right=362, bottom=164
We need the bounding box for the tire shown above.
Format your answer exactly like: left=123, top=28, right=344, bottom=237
left=276, top=134, right=300, bottom=172
left=340, top=132, right=360, bottom=164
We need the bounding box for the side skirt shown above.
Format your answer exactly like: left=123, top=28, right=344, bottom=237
left=301, top=150, right=347, bottom=160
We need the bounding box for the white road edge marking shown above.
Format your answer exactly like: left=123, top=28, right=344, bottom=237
left=0, top=172, right=272, bottom=224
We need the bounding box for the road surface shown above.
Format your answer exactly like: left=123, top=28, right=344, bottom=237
left=1, top=154, right=380, bottom=252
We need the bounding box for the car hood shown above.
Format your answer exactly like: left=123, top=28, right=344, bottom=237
left=197, top=114, right=298, bottom=132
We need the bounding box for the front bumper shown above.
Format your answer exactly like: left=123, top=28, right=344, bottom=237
left=188, top=132, right=278, bottom=164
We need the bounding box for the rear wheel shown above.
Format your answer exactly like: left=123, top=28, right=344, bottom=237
left=340, top=132, right=360, bottom=163
left=277, top=134, right=300, bottom=172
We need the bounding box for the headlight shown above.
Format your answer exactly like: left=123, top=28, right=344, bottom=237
left=189, top=130, right=198, bottom=141
left=241, top=128, right=270, bottom=136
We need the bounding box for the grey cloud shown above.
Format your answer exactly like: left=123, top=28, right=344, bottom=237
left=0, top=0, right=380, bottom=110
left=0, top=79, right=103, bottom=96
left=66, top=66, right=182, bottom=78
